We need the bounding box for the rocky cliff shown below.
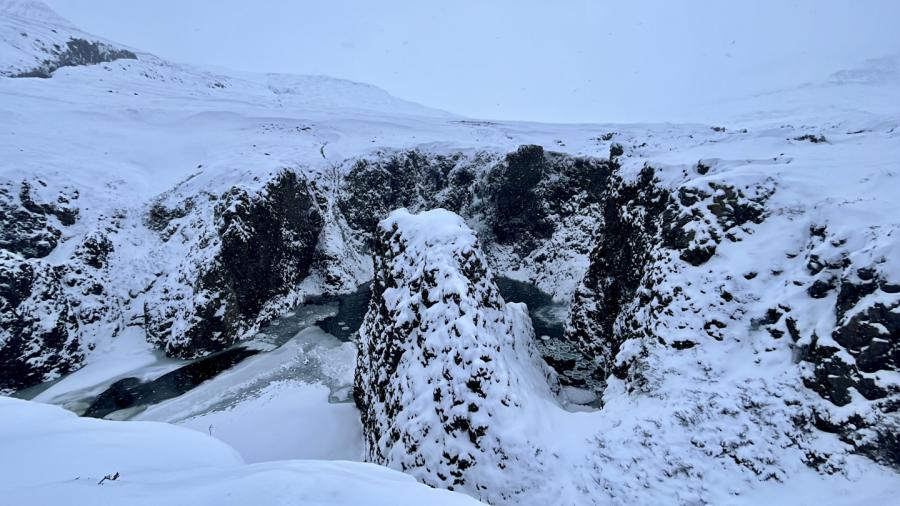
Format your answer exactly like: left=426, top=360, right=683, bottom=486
left=0, top=145, right=609, bottom=393
left=143, top=170, right=323, bottom=358
left=2, top=144, right=896, bottom=480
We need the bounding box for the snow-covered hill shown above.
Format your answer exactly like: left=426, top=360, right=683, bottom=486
left=1, top=1, right=898, bottom=505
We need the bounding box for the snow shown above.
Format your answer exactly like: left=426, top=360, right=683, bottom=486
left=1, top=1, right=899, bottom=505
left=0, top=396, right=483, bottom=506
left=133, top=327, right=362, bottom=463
left=383, top=208, right=474, bottom=244
left=172, top=381, right=360, bottom=463
left=357, top=208, right=562, bottom=504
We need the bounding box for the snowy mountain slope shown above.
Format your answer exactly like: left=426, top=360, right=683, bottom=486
left=0, top=396, right=483, bottom=506
left=0, top=0, right=137, bottom=77
left=0, top=1, right=899, bottom=505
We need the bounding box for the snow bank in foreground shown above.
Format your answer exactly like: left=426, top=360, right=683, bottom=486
left=0, top=396, right=483, bottom=506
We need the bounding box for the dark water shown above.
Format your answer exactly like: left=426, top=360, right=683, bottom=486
left=84, top=347, right=260, bottom=418
left=306, top=277, right=566, bottom=340
left=495, top=277, right=566, bottom=340
left=83, top=278, right=569, bottom=418
left=304, top=277, right=565, bottom=341
left=82, top=284, right=372, bottom=419
left=494, top=277, right=582, bottom=375
left=305, top=282, right=372, bottom=341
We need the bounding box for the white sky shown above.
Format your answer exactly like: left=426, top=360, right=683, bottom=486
left=43, top=0, right=900, bottom=123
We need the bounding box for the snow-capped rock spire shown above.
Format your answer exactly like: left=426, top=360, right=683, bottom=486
left=354, top=208, right=558, bottom=504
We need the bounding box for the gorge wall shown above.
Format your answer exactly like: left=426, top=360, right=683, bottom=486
left=1, top=142, right=896, bottom=478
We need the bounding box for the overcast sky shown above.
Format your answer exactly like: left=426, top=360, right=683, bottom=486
left=43, top=0, right=900, bottom=123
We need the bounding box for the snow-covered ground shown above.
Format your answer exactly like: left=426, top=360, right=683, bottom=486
left=2, top=1, right=899, bottom=504
left=134, top=326, right=362, bottom=463
left=0, top=396, right=482, bottom=506
left=23, top=294, right=363, bottom=462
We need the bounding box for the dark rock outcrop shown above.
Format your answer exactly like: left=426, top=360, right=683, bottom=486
left=481, top=145, right=609, bottom=256
left=338, top=150, right=473, bottom=236
left=0, top=178, right=112, bottom=393
left=0, top=179, right=79, bottom=259
left=338, top=146, right=613, bottom=298
left=488, top=144, right=552, bottom=250
left=795, top=228, right=900, bottom=467
left=0, top=255, right=83, bottom=393
left=337, top=146, right=612, bottom=247
left=562, top=167, right=675, bottom=388
left=13, top=38, right=137, bottom=78
left=144, top=170, right=323, bottom=358
left=0, top=226, right=124, bottom=394
left=563, top=165, right=772, bottom=389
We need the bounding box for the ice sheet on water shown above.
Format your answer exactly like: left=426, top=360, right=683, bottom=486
left=134, top=326, right=356, bottom=423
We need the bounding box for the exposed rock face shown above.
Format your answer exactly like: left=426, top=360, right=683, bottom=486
left=338, top=151, right=476, bottom=237
left=557, top=165, right=881, bottom=496
left=0, top=254, right=83, bottom=392
left=13, top=37, right=136, bottom=78
left=144, top=170, right=323, bottom=358
left=484, top=144, right=608, bottom=255
left=562, top=158, right=899, bottom=477
left=563, top=166, right=674, bottom=387
left=0, top=177, right=109, bottom=393
left=0, top=179, right=79, bottom=258
left=339, top=145, right=612, bottom=299
left=0, top=226, right=121, bottom=393
left=2, top=168, right=328, bottom=391
left=488, top=145, right=552, bottom=250
left=563, top=165, right=772, bottom=387
left=784, top=225, right=900, bottom=467
left=355, top=209, right=557, bottom=504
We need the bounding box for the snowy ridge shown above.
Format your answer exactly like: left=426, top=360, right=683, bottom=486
left=0, top=0, right=137, bottom=77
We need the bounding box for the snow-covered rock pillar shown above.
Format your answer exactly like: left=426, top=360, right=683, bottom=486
left=354, top=208, right=558, bottom=504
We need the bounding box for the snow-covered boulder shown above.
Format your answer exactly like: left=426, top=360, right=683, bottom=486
left=354, top=208, right=558, bottom=504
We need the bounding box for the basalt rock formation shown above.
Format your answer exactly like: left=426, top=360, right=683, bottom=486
left=143, top=170, right=324, bottom=358
left=563, top=164, right=772, bottom=388
left=2, top=142, right=896, bottom=480
left=354, top=208, right=557, bottom=504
